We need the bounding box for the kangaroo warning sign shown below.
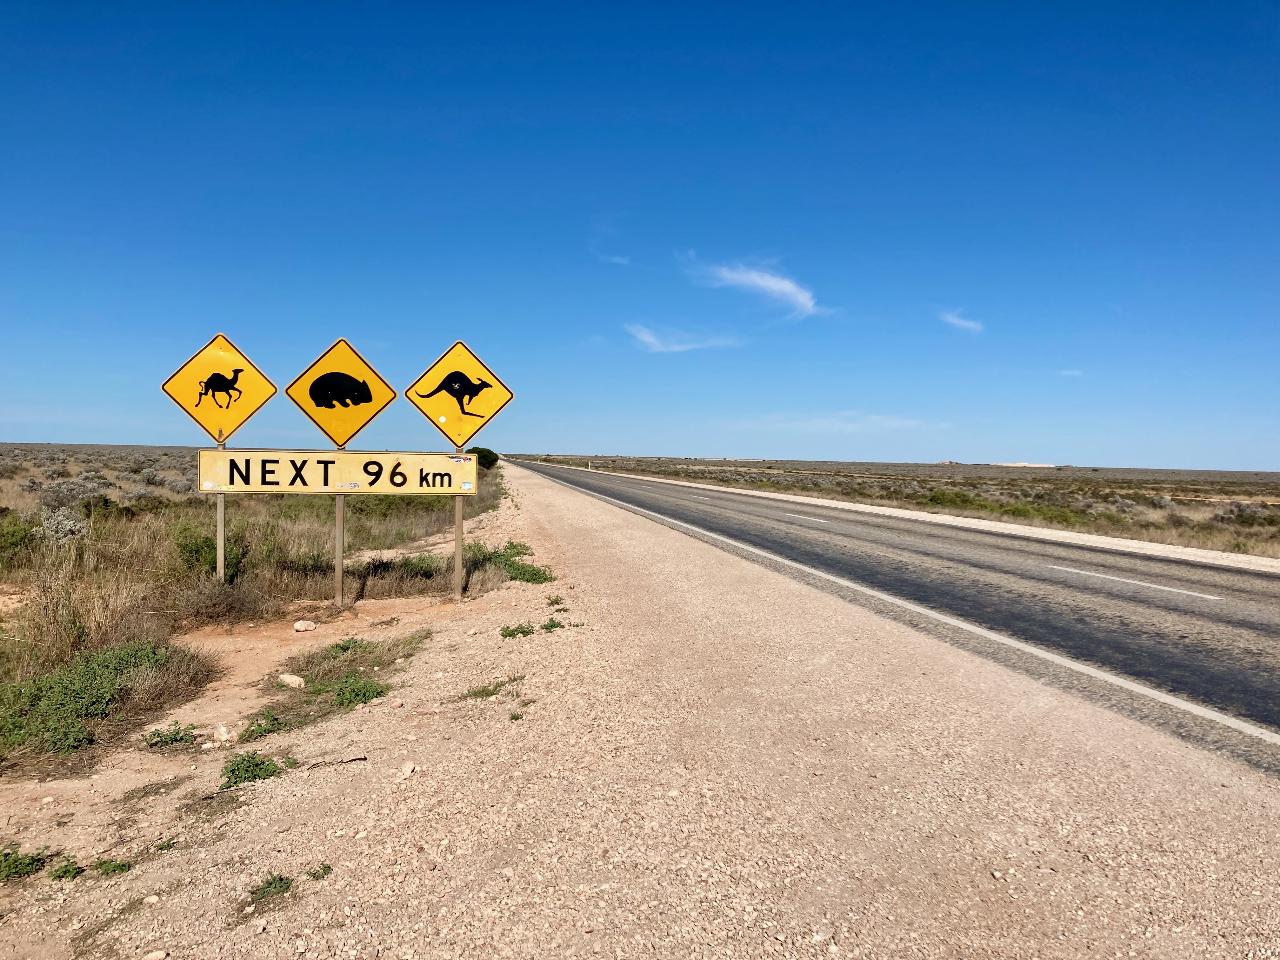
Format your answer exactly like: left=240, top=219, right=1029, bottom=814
left=198, top=449, right=477, bottom=496
left=405, top=341, right=514, bottom=448
left=286, top=339, right=396, bottom=448
left=162, top=334, right=277, bottom=443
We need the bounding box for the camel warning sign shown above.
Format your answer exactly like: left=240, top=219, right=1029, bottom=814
left=286, top=339, right=396, bottom=448
left=405, top=341, right=514, bottom=448
left=161, top=334, right=277, bottom=444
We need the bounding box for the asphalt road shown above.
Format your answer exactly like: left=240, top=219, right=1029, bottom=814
left=515, top=460, right=1280, bottom=750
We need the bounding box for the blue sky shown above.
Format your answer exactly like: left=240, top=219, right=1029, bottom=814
left=1, top=3, right=1276, bottom=469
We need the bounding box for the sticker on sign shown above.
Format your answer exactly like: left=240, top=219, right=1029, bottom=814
left=198, top=450, right=477, bottom=496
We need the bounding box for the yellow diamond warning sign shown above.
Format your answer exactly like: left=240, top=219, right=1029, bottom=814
left=405, top=341, right=514, bottom=448
left=286, top=339, right=396, bottom=448
left=162, top=334, right=276, bottom=444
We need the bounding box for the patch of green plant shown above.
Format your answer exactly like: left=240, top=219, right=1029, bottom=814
left=92, top=858, right=131, bottom=876
left=250, top=872, right=293, bottom=901
left=307, top=863, right=332, bottom=881
left=465, top=446, right=500, bottom=470
left=0, top=846, right=49, bottom=882
left=465, top=541, right=555, bottom=585
left=220, top=751, right=282, bottom=789
left=239, top=708, right=286, bottom=743
left=499, top=622, right=535, bottom=638
left=48, top=857, right=83, bottom=880
left=281, top=755, right=299, bottom=769
left=540, top=618, right=564, bottom=633
left=155, top=837, right=178, bottom=852
left=545, top=595, right=564, bottom=607
left=0, top=511, right=36, bottom=571
left=144, top=721, right=196, bottom=749
left=459, top=674, right=524, bottom=701
left=0, top=640, right=174, bottom=755
left=331, top=636, right=367, bottom=654
left=509, top=710, right=523, bottom=721
left=331, top=672, right=387, bottom=707
left=174, top=522, right=246, bottom=582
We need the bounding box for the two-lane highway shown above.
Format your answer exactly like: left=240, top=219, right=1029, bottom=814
left=515, top=460, right=1280, bottom=765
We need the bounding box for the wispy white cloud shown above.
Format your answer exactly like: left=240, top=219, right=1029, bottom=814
left=693, top=260, right=826, bottom=318
left=1057, top=368, right=1084, bottom=377
left=625, top=324, right=739, bottom=353
left=730, top=410, right=937, bottom=435
left=596, top=252, right=631, bottom=265
left=940, top=309, right=983, bottom=334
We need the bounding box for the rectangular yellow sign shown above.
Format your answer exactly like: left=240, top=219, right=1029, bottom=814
left=198, top=450, right=477, bottom=496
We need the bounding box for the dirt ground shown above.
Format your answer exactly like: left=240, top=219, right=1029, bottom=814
left=2, top=465, right=1278, bottom=959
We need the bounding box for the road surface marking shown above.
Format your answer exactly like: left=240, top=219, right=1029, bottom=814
left=1047, top=565, right=1224, bottom=601
left=783, top=512, right=830, bottom=523
left=692, top=495, right=711, bottom=501
left=532, top=469, right=1280, bottom=748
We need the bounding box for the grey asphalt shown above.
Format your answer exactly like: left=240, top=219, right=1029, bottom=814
left=515, top=460, right=1280, bottom=765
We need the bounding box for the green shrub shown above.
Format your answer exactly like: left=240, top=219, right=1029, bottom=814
left=466, top=541, right=555, bottom=585
left=220, top=751, right=282, bottom=789
left=926, top=488, right=988, bottom=510
left=466, top=447, right=500, bottom=470
left=48, top=858, right=83, bottom=880
left=0, top=641, right=173, bottom=754
left=0, top=847, right=49, bottom=882
left=307, top=863, right=332, bottom=881
left=239, top=709, right=286, bottom=743
left=174, top=523, right=246, bottom=582
left=251, top=873, right=293, bottom=901
left=540, top=617, right=564, bottom=633
left=500, top=623, right=535, bottom=638
left=331, top=672, right=387, bottom=707
left=144, top=721, right=196, bottom=749
left=92, top=858, right=130, bottom=876
left=0, top=511, right=36, bottom=570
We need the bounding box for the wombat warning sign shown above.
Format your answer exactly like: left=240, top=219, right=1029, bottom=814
left=286, top=339, right=396, bottom=447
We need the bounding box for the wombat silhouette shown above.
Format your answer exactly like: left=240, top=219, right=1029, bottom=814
left=309, top=371, right=373, bottom=409
left=196, top=369, right=243, bottom=409
left=416, top=371, right=491, bottom=418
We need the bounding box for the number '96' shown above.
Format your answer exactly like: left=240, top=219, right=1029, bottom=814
left=363, top=461, right=407, bottom=487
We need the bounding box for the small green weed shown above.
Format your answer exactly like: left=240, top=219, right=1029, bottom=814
left=92, top=858, right=131, bottom=876
left=250, top=873, right=293, bottom=901
left=281, top=755, right=299, bottom=769
left=220, top=751, right=282, bottom=789
left=155, top=838, right=178, bottom=852
left=500, top=622, right=535, bottom=638
left=0, top=847, right=49, bottom=882
left=239, top=708, right=286, bottom=743
left=467, top=541, right=555, bottom=585
left=307, top=863, right=332, bottom=881
left=48, top=858, right=83, bottom=880
left=459, top=675, right=524, bottom=700
left=331, top=636, right=367, bottom=654
left=509, top=710, right=523, bottom=721
left=331, top=672, right=387, bottom=707
left=545, top=595, right=564, bottom=607
left=540, top=618, right=564, bottom=633
left=144, top=721, right=196, bottom=749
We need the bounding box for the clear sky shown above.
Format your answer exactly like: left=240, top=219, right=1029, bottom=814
left=2, top=3, right=1276, bottom=469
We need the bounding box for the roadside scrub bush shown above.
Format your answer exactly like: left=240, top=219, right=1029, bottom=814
left=221, top=751, right=282, bottom=789
left=500, top=623, right=535, bottom=638
left=144, top=721, right=196, bottom=749
left=464, top=541, right=554, bottom=588
left=0, top=846, right=49, bottom=882
left=0, top=510, right=36, bottom=570
left=92, top=858, right=130, bottom=876
left=0, top=640, right=211, bottom=757
left=251, top=873, right=293, bottom=901
left=239, top=708, right=286, bottom=743
left=48, top=858, right=83, bottom=880
left=466, top=447, right=500, bottom=470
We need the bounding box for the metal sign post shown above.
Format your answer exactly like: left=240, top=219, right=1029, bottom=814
left=453, top=446, right=465, bottom=600
left=216, top=442, right=226, bottom=581
left=335, top=488, right=345, bottom=608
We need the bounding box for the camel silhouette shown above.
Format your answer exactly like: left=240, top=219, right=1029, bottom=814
left=417, top=371, right=491, bottom=418
left=196, top=369, right=243, bottom=409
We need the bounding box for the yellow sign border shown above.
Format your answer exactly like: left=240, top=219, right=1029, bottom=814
left=408, top=340, right=514, bottom=449
left=161, top=333, right=277, bottom=444
left=286, top=338, right=397, bottom=448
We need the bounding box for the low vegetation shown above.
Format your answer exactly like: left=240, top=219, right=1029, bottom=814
left=91, top=858, right=130, bottom=876
left=48, top=858, right=83, bottom=881
left=144, top=721, right=197, bottom=749
left=525, top=455, right=1280, bottom=558
left=220, top=751, right=282, bottom=789
left=0, top=443, right=511, bottom=770
left=250, top=873, right=293, bottom=902
left=307, top=863, right=332, bottom=881
left=500, top=622, right=535, bottom=638
left=0, top=846, right=49, bottom=882
left=458, top=674, right=525, bottom=701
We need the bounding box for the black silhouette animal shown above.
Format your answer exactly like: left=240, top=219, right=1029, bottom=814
left=195, top=369, right=243, bottom=409
left=309, top=371, right=373, bottom=409
left=416, top=371, right=491, bottom=417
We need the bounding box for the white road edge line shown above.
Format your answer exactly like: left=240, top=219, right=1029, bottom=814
left=783, top=512, right=830, bottom=523
left=1047, top=565, right=1225, bottom=601
left=692, top=495, right=711, bottom=501
left=531, top=468, right=1280, bottom=748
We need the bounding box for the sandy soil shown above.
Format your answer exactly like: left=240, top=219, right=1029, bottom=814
left=1, top=466, right=1278, bottom=959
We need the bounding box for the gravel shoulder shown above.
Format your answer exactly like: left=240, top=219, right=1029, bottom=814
left=2, top=465, right=1278, bottom=959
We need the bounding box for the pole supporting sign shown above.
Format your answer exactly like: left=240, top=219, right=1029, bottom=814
left=198, top=450, right=477, bottom=496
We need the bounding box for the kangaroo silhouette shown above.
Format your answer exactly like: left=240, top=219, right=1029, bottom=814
left=196, top=369, right=243, bottom=409
left=417, top=371, right=491, bottom=418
